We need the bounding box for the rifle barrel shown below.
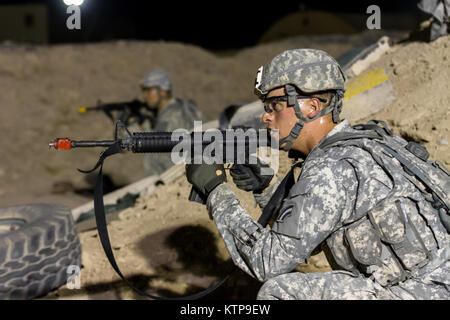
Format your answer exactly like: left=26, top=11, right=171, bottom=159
left=49, top=138, right=115, bottom=150
left=72, top=140, right=116, bottom=148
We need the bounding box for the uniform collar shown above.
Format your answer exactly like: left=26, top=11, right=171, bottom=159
left=287, top=119, right=351, bottom=160
left=159, top=97, right=177, bottom=111
left=324, top=118, right=351, bottom=137
left=307, top=119, right=351, bottom=156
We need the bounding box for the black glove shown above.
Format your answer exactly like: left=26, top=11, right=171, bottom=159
left=230, top=156, right=274, bottom=193
left=186, top=162, right=227, bottom=198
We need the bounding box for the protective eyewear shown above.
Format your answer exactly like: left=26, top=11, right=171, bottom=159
left=263, top=95, right=327, bottom=113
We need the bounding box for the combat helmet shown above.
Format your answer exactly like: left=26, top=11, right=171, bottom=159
left=254, top=48, right=346, bottom=151
left=140, top=70, right=172, bottom=92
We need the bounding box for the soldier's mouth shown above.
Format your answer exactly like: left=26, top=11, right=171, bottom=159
left=266, top=128, right=281, bottom=140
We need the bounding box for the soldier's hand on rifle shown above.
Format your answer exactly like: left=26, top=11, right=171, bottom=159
left=230, top=156, right=274, bottom=193
left=185, top=161, right=227, bottom=199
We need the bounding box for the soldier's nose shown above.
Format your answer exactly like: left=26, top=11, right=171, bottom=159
left=262, top=112, right=272, bottom=123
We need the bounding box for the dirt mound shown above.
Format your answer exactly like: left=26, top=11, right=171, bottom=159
left=360, top=35, right=450, bottom=164
left=259, top=10, right=360, bottom=42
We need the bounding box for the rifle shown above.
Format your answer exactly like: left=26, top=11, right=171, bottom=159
left=50, top=121, right=272, bottom=200
left=78, top=99, right=157, bottom=128
left=49, top=121, right=274, bottom=300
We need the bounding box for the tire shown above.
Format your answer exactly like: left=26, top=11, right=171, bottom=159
left=0, top=203, right=81, bottom=299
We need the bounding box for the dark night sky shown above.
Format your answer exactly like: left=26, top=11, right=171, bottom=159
left=1, top=0, right=423, bottom=49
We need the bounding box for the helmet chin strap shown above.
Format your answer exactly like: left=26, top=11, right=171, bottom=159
left=279, top=84, right=340, bottom=151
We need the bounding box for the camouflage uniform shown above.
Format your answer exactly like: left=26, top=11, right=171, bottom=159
left=206, top=119, right=450, bottom=300
left=143, top=97, right=205, bottom=176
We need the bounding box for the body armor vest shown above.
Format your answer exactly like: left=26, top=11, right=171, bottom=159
left=319, top=122, right=450, bottom=286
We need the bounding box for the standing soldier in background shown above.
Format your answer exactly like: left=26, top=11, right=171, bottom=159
left=140, top=70, right=206, bottom=176
left=185, top=49, right=450, bottom=300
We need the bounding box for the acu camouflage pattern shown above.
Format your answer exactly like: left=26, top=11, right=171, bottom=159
left=143, top=98, right=206, bottom=176
left=255, top=49, right=346, bottom=98
left=139, top=70, right=172, bottom=91
left=207, top=120, right=450, bottom=300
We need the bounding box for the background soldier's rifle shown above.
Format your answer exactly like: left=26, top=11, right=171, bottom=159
left=78, top=99, right=157, bottom=128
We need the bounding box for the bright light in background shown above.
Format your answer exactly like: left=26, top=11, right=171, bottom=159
left=63, top=0, right=84, bottom=5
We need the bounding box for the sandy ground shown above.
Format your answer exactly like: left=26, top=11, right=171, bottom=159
left=1, top=31, right=448, bottom=300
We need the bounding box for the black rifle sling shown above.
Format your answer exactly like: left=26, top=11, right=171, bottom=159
left=91, top=143, right=234, bottom=300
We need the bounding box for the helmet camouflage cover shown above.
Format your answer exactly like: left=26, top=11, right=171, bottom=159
left=140, top=70, right=172, bottom=91
left=255, top=48, right=346, bottom=98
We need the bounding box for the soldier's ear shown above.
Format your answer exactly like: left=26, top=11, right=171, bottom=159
left=306, top=98, right=321, bottom=119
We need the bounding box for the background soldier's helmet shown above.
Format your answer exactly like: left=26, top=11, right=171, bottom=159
left=254, top=48, right=346, bottom=98
left=140, top=70, right=172, bottom=91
